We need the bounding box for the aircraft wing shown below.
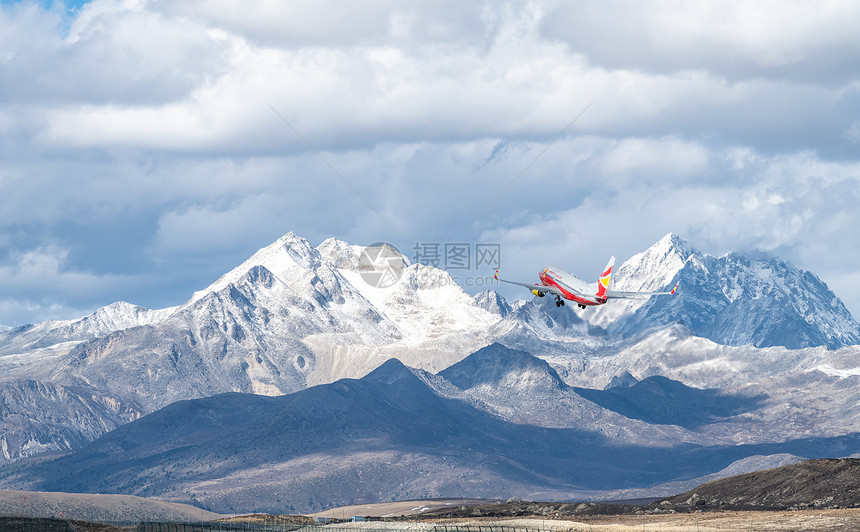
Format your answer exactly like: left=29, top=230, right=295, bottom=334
left=495, top=275, right=569, bottom=298
left=606, top=281, right=680, bottom=299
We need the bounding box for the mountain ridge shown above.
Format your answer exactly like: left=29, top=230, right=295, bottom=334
left=586, top=233, right=860, bottom=349
left=0, top=230, right=858, bottom=477
left=5, top=355, right=859, bottom=514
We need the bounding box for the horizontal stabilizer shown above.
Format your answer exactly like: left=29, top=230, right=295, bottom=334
left=607, top=281, right=679, bottom=299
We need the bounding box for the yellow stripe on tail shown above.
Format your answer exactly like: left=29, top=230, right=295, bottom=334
left=596, top=256, right=615, bottom=298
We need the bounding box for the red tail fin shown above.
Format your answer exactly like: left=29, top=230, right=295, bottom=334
left=596, top=256, right=615, bottom=299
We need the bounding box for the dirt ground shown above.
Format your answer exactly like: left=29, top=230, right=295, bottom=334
left=303, top=494, right=860, bottom=530
left=59, top=508, right=860, bottom=531
left=426, top=510, right=860, bottom=531
left=310, top=499, right=497, bottom=519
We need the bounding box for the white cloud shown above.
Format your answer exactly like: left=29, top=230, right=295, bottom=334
left=845, top=121, right=860, bottom=144
left=0, top=0, right=229, bottom=106
left=481, top=144, right=860, bottom=316
left=2, top=0, right=848, bottom=158
left=0, top=298, right=92, bottom=327
left=0, top=245, right=141, bottom=325
left=156, top=0, right=492, bottom=48
left=1, top=0, right=860, bottom=324
left=150, top=194, right=297, bottom=257
left=541, top=0, right=860, bottom=83
left=597, top=137, right=710, bottom=183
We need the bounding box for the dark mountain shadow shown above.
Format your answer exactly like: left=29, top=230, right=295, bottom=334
left=573, top=375, right=768, bottom=429
left=9, top=358, right=855, bottom=515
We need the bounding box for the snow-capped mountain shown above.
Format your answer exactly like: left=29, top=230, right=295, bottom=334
left=473, top=290, right=513, bottom=317
left=0, top=229, right=858, bottom=475
left=0, top=232, right=499, bottom=460
left=587, top=234, right=860, bottom=349
left=46, top=233, right=500, bottom=405
left=323, top=238, right=499, bottom=345
left=0, top=301, right=175, bottom=358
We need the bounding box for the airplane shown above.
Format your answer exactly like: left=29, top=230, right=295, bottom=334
left=495, top=257, right=679, bottom=309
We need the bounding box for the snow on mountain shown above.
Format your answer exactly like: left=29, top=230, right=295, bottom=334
left=329, top=254, right=500, bottom=343
left=433, top=343, right=696, bottom=445
left=473, top=290, right=512, bottom=317
left=586, top=233, right=860, bottom=349
left=587, top=233, right=691, bottom=331
left=175, top=232, right=496, bottom=383
left=544, top=326, right=860, bottom=444
left=0, top=302, right=176, bottom=359
left=1, top=229, right=859, bottom=473
left=50, top=256, right=403, bottom=409
left=486, top=297, right=609, bottom=360
left=439, top=343, right=566, bottom=392
left=8, top=355, right=856, bottom=514
left=79, top=301, right=176, bottom=332
left=0, top=233, right=502, bottom=463
left=315, top=237, right=408, bottom=272
left=186, top=232, right=361, bottom=311
left=0, top=379, right=141, bottom=461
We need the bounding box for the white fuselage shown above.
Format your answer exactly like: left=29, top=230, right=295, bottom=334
left=540, top=266, right=601, bottom=305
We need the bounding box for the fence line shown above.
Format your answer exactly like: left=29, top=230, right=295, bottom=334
left=0, top=516, right=76, bottom=532
left=136, top=523, right=306, bottom=532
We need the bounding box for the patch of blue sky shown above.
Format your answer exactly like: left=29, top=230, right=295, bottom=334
left=1, top=0, right=89, bottom=10
left=1, top=0, right=90, bottom=36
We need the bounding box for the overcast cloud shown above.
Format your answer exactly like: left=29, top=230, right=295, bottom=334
left=1, top=0, right=859, bottom=326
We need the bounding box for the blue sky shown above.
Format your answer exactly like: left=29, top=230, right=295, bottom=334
left=0, top=0, right=89, bottom=13
left=1, top=0, right=860, bottom=326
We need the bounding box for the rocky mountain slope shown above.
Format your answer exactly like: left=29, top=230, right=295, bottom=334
left=572, top=375, right=767, bottom=430
left=0, top=380, right=141, bottom=461
left=414, top=458, right=860, bottom=519
left=0, top=230, right=858, bottom=502
left=433, top=344, right=694, bottom=444
left=0, top=302, right=176, bottom=358
left=663, top=458, right=860, bottom=510
left=587, top=234, right=860, bottom=349
left=0, top=489, right=220, bottom=522
left=0, top=233, right=498, bottom=461
left=4, top=355, right=858, bottom=514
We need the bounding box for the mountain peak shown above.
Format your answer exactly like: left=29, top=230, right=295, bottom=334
left=267, top=232, right=320, bottom=270
left=604, top=370, right=639, bottom=390
left=592, top=234, right=860, bottom=349
left=362, top=358, right=420, bottom=385
left=438, top=343, right=566, bottom=391
left=648, top=233, right=696, bottom=260
left=316, top=237, right=360, bottom=269
left=316, top=238, right=410, bottom=272
left=185, top=232, right=323, bottom=306
left=473, top=290, right=512, bottom=317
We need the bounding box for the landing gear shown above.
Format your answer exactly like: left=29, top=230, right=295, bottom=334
left=578, top=304, right=586, bottom=309
left=555, top=297, right=565, bottom=308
